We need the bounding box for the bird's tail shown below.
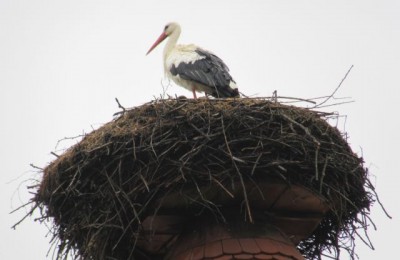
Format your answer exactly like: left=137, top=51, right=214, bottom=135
left=212, top=85, right=240, bottom=98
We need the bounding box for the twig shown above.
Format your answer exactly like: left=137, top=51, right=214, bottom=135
left=55, top=134, right=85, bottom=150
left=30, top=164, right=43, bottom=171
left=366, top=178, right=392, bottom=219
left=314, top=65, right=354, bottom=108
left=50, top=152, right=60, bottom=158
left=319, top=157, right=329, bottom=192
left=315, top=148, right=319, bottom=181
left=11, top=203, right=38, bottom=229
left=220, top=115, right=253, bottom=223
left=239, top=91, right=250, bottom=98
left=234, top=95, right=318, bottom=104
left=280, top=113, right=321, bottom=146
left=211, top=177, right=235, bottom=198
left=160, top=78, right=171, bottom=99
left=115, top=98, right=126, bottom=113
left=276, top=96, right=317, bottom=104
left=250, top=153, right=262, bottom=176
left=315, top=100, right=355, bottom=109
left=272, top=90, right=278, bottom=103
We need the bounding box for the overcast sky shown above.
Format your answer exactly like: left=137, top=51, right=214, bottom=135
left=1, top=0, right=399, bottom=259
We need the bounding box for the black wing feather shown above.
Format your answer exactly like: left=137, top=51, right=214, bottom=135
left=170, top=48, right=239, bottom=98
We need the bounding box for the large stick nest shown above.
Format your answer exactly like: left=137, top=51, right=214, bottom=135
left=33, top=98, right=373, bottom=260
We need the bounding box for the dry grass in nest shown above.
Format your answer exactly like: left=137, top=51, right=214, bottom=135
left=21, top=98, right=376, bottom=260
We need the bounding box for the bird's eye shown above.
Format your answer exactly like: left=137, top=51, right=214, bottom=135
left=164, top=25, right=169, bottom=31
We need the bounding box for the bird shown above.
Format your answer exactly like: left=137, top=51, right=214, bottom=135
left=146, top=22, right=240, bottom=99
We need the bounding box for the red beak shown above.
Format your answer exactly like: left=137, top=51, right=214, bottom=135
left=146, top=32, right=168, bottom=55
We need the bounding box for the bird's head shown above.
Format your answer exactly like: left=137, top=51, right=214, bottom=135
left=146, top=22, right=181, bottom=55
left=163, top=22, right=180, bottom=36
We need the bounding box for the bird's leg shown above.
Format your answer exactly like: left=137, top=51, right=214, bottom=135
left=192, top=87, right=197, bottom=99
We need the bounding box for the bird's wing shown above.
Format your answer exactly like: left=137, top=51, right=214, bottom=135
left=169, top=47, right=239, bottom=98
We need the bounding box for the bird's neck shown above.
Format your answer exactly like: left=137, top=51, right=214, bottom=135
left=163, top=27, right=181, bottom=60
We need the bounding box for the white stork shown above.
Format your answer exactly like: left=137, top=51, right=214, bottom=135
left=146, top=22, right=239, bottom=99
